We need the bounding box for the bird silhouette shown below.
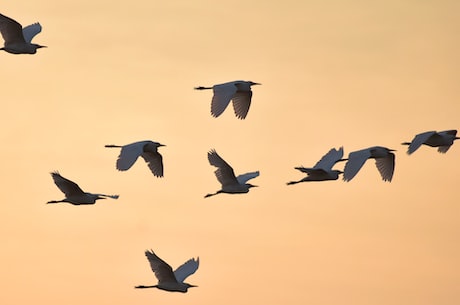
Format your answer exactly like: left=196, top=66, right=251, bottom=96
left=205, top=149, right=259, bottom=198
left=135, top=249, right=199, bottom=293
left=0, top=13, right=46, bottom=54
left=343, top=146, right=395, bottom=182
left=195, top=80, right=260, bottom=119
left=287, top=147, right=344, bottom=185
left=47, top=171, right=119, bottom=205
left=402, top=130, right=459, bottom=154
left=105, top=140, right=165, bottom=177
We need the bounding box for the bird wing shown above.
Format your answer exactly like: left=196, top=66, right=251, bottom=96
left=174, top=257, right=199, bottom=283
left=115, top=142, right=146, bottom=171
left=231, top=91, right=252, bottom=119
left=236, top=171, right=259, bottom=184
left=313, top=147, right=344, bottom=170
left=22, top=22, right=41, bottom=43
left=437, top=130, right=458, bottom=153
left=50, top=171, right=85, bottom=196
left=407, top=131, right=436, bottom=154
left=144, top=250, right=178, bottom=284
left=141, top=151, right=164, bottom=177
left=0, top=13, right=25, bottom=44
left=295, top=167, right=326, bottom=175
left=207, top=149, right=238, bottom=186
left=374, top=153, right=395, bottom=182
left=210, top=83, right=237, bottom=118
left=343, top=148, right=371, bottom=182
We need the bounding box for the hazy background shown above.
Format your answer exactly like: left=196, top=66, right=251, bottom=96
left=1, top=1, right=459, bottom=304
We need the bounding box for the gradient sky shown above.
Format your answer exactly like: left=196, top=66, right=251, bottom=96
left=1, top=1, right=459, bottom=304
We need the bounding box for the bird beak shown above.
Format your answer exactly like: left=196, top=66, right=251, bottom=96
left=159, top=144, right=166, bottom=147
left=38, top=45, right=47, bottom=48
left=389, top=149, right=396, bottom=152
left=253, top=83, right=261, bottom=85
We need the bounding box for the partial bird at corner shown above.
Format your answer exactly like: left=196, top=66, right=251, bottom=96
left=0, top=13, right=46, bottom=54
left=105, top=140, right=165, bottom=177
left=402, top=130, right=459, bottom=155
left=205, top=149, right=259, bottom=198
left=194, top=80, right=261, bottom=119
left=287, top=147, right=344, bottom=185
left=47, top=171, right=119, bottom=205
left=343, top=146, right=395, bottom=182
left=135, top=249, right=199, bottom=293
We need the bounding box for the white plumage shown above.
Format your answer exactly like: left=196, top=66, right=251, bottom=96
left=47, top=171, right=119, bottom=205
left=135, top=249, right=199, bottom=293
left=195, top=80, right=261, bottom=119
left=0, top=13, right=46, bottom=54
left=105, top=140, right=165, bottom=177
left=343, top=146, right=395, bottom=182
left=402, top=130, right=459, bottom=154
left=205, top=149, right=259, bottom=198
left=287, top=147, right=344, bottom=185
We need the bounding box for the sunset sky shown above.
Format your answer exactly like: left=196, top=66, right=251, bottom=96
left=1, top=1, right=459, bottom=304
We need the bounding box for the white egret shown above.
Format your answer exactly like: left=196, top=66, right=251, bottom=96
left=0, top=13, right=46, bottom=54
left=135, top=249, right=199, bottom=293
left=47, top=171, right=119, bottom=205
left=205, top=149, right=259, bottom=198
left=105, top=140, right=165, bottom=177
left=194, top=80, right=261, bottom=119
left=402, top=130, right=459, bottom=154
left=287, top=147, right=344, bottom=185
left=343, top=146, right=395, bottom=182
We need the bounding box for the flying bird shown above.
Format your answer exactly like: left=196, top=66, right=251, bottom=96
left=105, top=140, right=165, bottom=177
left=343, top=146, right=395, bottom=182
left=135, top=249, right=199, bottom=293
left=194, top=80, right=261, bottom=119
left=47, top=171, right=119, bottom=205
left=402, top=130, right=459, bottom=154
left=0, top=13, right=46, bottom=54
left=205, top=149, right=259, bottom=198
left=287, top=147, right=344, bottom=185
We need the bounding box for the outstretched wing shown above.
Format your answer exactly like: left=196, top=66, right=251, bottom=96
left=115, top=142, right=147, bottom=171
left=407, top=131, right=436, bottom=154
left=50, top=171, right=85, bottom=196
left=0, top=13, right=25, bottom=44
left=174, top=257, right=199, bottom=283
left=231, top=90, right=252, bottom=119
left=22, top=22, right=41, bottom=43
left=211, top=83, right=237, bottom=118
left=236, top=171, right=259, bottom=184
left=141, top=151, right=164, bottom=177
left=313, top=147, right=344, bottom=170
left=375, top=153, right=395, bottom=182
left=207, top=149, right=238, bottom=187
left=144, top=250, right=178, bottom=284
left=343, top=148, right=371, bottom=182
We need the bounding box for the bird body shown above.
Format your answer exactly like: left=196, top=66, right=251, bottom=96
left=195, top=80, right=260, bottom=119
left=135, top=250, right=199, bottom=293
left=287, top=147, right=344, bottom=185
left=205, top=149, right=259, bottom=198
left=105, top=140, right=165, bottom=177
left=343, top=146, right=395, bottom=182
left=402, top=130, right=459, bottom=154
left=47, top=172, right=119, bottom=205
left=0, top=13, right=45, bottom=54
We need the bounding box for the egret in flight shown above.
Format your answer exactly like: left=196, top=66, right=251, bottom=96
left=47, top=171, right=119, bottom=205
left=194, top=80, right=261, bottom=119
left=287, top=147, right=344, bottom=185
left=105, top=140, right=165, bottom=177
left=135, top=249, right=199, bottom=293
left=343, top=146, right=395, bottom=182
left=402, top=130, right=459, bottom=154
left=205, top=149, right=259, bottom=198
left=0, top=13, right=46, bottom=54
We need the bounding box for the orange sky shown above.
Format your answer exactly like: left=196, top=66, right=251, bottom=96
left=1, top=1, right=459, bottom=304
